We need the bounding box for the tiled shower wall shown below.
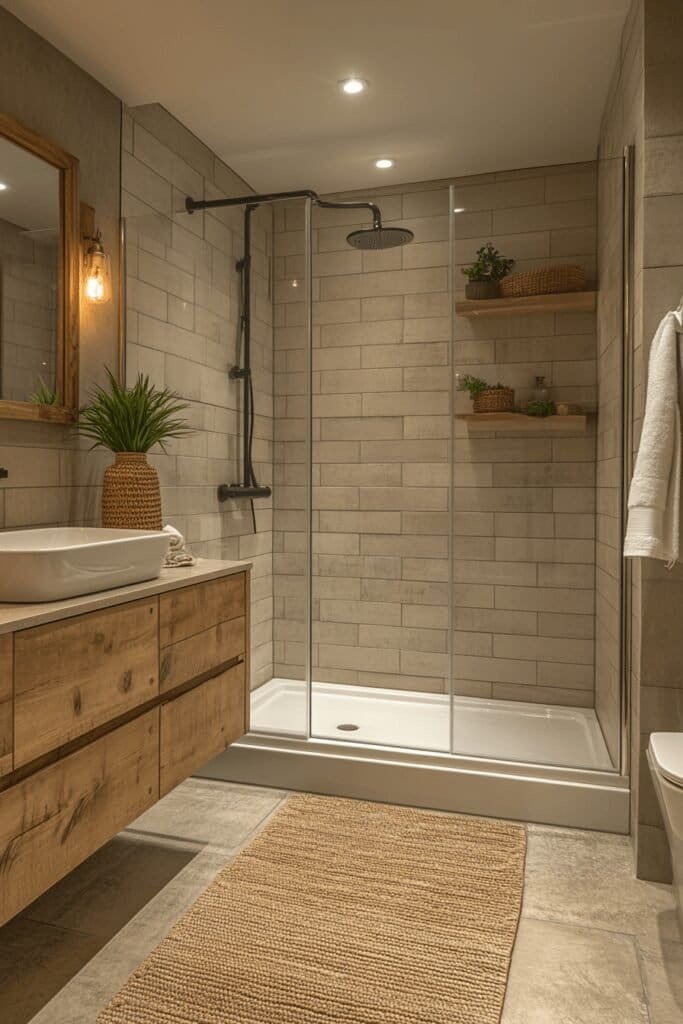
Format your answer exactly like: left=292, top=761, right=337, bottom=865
left=122, top=104, right=274, bottom=685
left=272, top=164, right=600, bottom=711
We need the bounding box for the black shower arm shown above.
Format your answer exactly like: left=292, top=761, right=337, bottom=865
left=185, top=189, right=382, bottom=230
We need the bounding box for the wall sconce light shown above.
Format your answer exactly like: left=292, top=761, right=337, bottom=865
left=83, top=229, right=112, bottom=303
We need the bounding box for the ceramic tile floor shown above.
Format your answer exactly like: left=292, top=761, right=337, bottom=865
left=0, top=778, right=681, bottom=1024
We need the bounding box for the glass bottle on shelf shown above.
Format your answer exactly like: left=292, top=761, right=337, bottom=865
left=533, top=375, right=550, bottom=402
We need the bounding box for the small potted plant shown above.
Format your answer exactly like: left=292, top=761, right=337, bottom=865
left=78, top=369, right=192, bottom=530
left=458, top=374, right=515, bottom=414
left=461, top=243, right=514, bottom=299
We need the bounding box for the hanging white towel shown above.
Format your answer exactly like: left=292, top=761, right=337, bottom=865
left=624, top=310, right=683, bottom=566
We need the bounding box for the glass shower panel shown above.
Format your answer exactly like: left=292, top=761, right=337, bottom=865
left=249, top=197, right=311, bottom=738
left=308, top=188, right=453, bottom=752
left=449, top=179, right=620, bottom=772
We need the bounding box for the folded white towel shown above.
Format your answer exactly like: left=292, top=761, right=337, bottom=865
left=624, top=310, right=683, bottom=567
left=162, top=524, right=197, bottom=567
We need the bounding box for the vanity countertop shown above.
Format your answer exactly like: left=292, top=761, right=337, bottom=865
left=0, top=558, right=251, bottom=635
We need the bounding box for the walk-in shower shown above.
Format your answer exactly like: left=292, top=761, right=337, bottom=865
left=192, top=178, right=630, bottom=834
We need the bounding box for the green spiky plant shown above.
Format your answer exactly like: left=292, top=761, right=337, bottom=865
left=458, top=375, right=489, bottom=399
left=78, top=369, right=192, bottom=453
left=461, top=243, right=514, bottom=283
left=28, top=376, right=59, bottom=405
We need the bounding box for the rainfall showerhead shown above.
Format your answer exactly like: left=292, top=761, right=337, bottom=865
left=346, top=225, right=414, bottom=250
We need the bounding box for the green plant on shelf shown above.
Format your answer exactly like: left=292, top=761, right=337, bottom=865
left=457, top=374, right=489, bottom=399
left=461, top=243, right=514, bottom=282
left=526, top=399, right=556, bottom=418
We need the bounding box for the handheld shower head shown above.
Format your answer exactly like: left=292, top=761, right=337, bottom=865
left=346, top=225, right=414, bottom=250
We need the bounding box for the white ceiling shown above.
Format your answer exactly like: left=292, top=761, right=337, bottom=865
left=4, top=0, right=629, bottom=193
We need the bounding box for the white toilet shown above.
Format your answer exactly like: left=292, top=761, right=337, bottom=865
left=648, top=733, right=683, bottom=929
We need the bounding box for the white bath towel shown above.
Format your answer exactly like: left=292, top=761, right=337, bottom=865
left=162, top=524, right=197, bottom=567
left=624, top=310, right=683, bottom=566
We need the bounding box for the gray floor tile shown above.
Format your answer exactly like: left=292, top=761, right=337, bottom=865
left=640, top=941, right=683, bottom=1024
left=129, top=777, right=286, bottom=849
left=523, top=827, right=682, bottom=956
left=502, top=918, right=649, bottom=1024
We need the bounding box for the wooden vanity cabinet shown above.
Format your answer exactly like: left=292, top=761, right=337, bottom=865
left=0, top=567, right=249, bottom=927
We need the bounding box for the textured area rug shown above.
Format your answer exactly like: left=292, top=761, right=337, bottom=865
left=98, top=795, right=526, bottom=1023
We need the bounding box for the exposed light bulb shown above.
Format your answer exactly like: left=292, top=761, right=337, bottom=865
left=0, top=183, right=7, bottom=191
left=85, top=273, right=105, bottom=301
left=453, top=207, right=465, bottom=213
left=375, top=158, right=394, bottom=170
left=340, top=77, right=366, bottom=95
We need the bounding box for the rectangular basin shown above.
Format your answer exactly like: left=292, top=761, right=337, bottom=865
left=0, top=527, right=171, bottom=603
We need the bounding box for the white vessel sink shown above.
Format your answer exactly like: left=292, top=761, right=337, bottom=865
left=0, top=527, right=170, bottom=603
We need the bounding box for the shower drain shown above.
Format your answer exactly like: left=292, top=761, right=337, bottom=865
left=336, top=723, right=360, bottom=732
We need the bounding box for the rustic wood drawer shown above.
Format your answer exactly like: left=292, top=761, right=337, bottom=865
left=0, top=710, right=159, bottom=927
left=159, top=615, right=246, bottom=694
left=0, top=635, right=12, bottom=777
left=159, top=574, right=246, bottom=648
left=160, top=662, right=247, bottom=796
left=14, top=598, right=159, bottom=767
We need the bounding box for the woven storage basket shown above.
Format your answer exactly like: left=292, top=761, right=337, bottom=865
left=473, top=387, right=515, bottom=413
left=102, top=453, right=162, bottom=530
left=499, top=264, right=585, bottom=298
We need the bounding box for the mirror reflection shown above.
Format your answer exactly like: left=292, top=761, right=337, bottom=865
left=0, top=136, right=60, bottom=404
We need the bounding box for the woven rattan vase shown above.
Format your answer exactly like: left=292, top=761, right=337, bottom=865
left=473, top=387, right=515, bottom=413
left=102, top=453, right=162, bottom=530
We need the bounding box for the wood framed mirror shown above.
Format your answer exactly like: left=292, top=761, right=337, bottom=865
left=0, top=113, right=79, bottom=422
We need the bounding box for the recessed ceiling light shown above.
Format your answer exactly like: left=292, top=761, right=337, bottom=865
left=375, top=158, right=394, bottom=170
left=0, top=183, right=7, bottom=191
left=340, top=77, right=367, bottom=95
left=453, top=207, right=465, bottom=213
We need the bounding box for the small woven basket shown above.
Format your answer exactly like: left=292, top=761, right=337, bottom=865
left=473, top=387, right=515, bottom=413
left=102, top=453, right=162, bottom=530
left=499, top=264, right=585, bottom=298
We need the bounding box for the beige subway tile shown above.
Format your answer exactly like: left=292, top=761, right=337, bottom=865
left=401, top=511, right=450, bottom=534
left=454, top=560, right=536, bottom=586
left=361, top=296, right=404, bottom=320
left=403, top=604, right=449, bottom=629
left=544, top=168, right=597, bottom=203
left=320, top=463, right=401, bottom=486
left=538, top=612, right=595, bottom=639
left=359, top=486, right=448, bottom=511
left=455, top=607, right=537, bottom=635
left=454, top=512, right=495, bottom=536
left=320, top=267, right=448, bottom=301
left=319, top=643, right=399, bottom=674
left=312, top=533, right=360, bottom=555
left=361, top=342, right=448, bottom=369
left=494, top=634, right=593, bottom=665
left=454, top=583, right=495, bottom=608
left=313, top=441, right=361, bottom=463
left=312, top=348, right=361, bottom=371
left=493, top=199, right=596, bottom=234
left=319, top=600, right=402, bottom=626
left=402, top=240, right=449, bottom=269
left=312, top=394, right=362, bottom=418
left=536, top=661, right=594, bottom=690
left=453, top=654, right=536, bottom=686
left=493, top=513, right=555, bottom=538
left=400, top=650, right=449, bottom=677
left=404, top=292, right=450, bottom=318
left=362, top=439, right=448, bottom=463
left=313, top=577, right=362, bottom=600
left=403, top=557, right=449, bottom=582
left=323, top=418, right=403, bottom=442
left=361, top=534, right=448, bottom=557
left=359, top=624, right=448, bottom=653
left=312, top=299, right=361, bottom=325
left=318, top=510, right=401, bottom=534
left=553, top=488, right=595, bottom=513
left=495, top=585, right=594, bottom=614
left=493, top=462, right=594, bottom=488
left=362, top=578, right=448, bottom=605
left=453, top=631, right=493, bottom=656
left=537, top=562, right=595, bottom=589
left=454, top=487, right=553, bottom=513
left=455, top=438, right=551, bottom=463
left=320, top=368, right=402, bottom=393
left=403, top=463, right=450, bottom=487
left=362, top=391, right=449, bottom=417
left=452, top=536, right=495, bottom=560
left=495, top=537, right=595, bottom=564
left=404, top=416, right=451, bottom=439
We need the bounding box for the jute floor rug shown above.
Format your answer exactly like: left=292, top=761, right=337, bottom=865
left=98, top=794, right=527, bottom=1024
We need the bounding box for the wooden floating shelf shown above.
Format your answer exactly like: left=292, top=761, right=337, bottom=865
left=455, top=291, right=597, bottom=318
left=456, top=413, right=588, bottom=434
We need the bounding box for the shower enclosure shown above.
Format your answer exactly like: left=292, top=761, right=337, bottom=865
left=198, top=170, right=632, bottom=833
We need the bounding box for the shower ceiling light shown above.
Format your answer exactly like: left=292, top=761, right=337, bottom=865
left=0, top=183, right=7, bottom=191
left=453, top=207, right=465, bottom=213
left=375, top=158, right=394, bottom=169
left=340, top=77, right=367, bottom=95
